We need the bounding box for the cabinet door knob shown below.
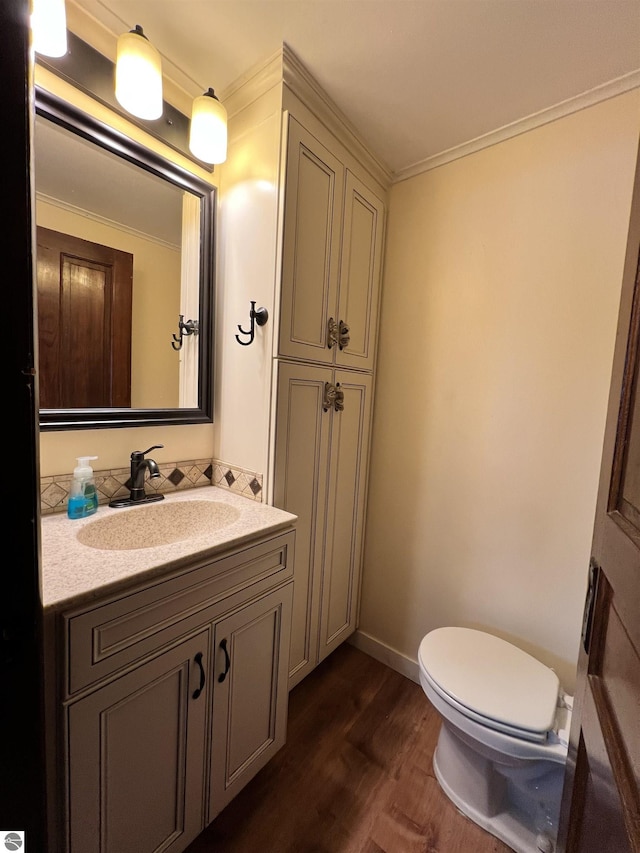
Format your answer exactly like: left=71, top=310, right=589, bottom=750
left=338, top=320, right=350, bottom=350
left=192, top=652, right=206, bottom=699
left=327, top=317, right=339, bottom=349
left=323, top=382, right=336, bottom=412
left=322, top=382, right=345, bottom=412
left=218, top=638, right=231, bottom=683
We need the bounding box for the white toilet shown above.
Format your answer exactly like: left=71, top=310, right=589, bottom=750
left=418, top=627, right=572, bottom=853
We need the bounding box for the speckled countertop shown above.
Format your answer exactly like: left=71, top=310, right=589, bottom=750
left=40, top=486, right=297, bottom=612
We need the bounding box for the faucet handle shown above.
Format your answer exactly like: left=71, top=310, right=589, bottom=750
left=132, top=444, right=164, bottom=459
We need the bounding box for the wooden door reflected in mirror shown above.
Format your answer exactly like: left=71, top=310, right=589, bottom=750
left=37, top=227, right=133, bottom=409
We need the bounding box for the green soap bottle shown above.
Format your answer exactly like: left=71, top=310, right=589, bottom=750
left=68, top=456, right=99, bottom=519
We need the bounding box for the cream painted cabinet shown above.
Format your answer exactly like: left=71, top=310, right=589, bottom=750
left=279, top=116, right=384, bottom=372
left=209, top=585, right=292, bottom=818
left=273, top=362, right=373, bottom=688
left=272, top=112, right=383, bottom=689
left=54, top=530, right=295, bottom=853
left=68, top=630, right=209, bottom=853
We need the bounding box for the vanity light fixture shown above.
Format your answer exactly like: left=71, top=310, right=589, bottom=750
left=32, top=0, right=67, bottom=57
left=115, top=24, right=163, bottom=121
left=189, top=88, right=228, bottom=165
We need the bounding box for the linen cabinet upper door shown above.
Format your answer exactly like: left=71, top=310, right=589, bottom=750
left=279, top=117, right=344, bottom=363
left=336, top=171, right=385, bottom=371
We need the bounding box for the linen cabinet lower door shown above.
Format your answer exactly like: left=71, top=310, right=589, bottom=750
left=272, top=362, right=333, bottom=688
left=208, top=584, right=293, bottom=820
left=67, top=631, right=209, bottom=853
left=318, top=370, right=373, bottom=661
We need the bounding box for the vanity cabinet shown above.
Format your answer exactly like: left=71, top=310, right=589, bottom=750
left=279, top=116, right=385, bottom=372
left=53, top=529, right=295, bottom=853
left=273, top=362, right=373, bottom=688
left=67, top=630, right=209, bottom=853
left=209, top=585, right=292, bottom=817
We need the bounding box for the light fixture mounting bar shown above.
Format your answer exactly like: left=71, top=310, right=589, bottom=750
left=36, top=30, right=214, bottom=172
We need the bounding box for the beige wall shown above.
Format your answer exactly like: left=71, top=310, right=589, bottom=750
left=214, top=86, right=283, bottom=481
left=360, top=90, right=640, bottom=691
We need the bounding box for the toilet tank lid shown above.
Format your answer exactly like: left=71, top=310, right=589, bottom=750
left=418, top=627, right=560, bottom=734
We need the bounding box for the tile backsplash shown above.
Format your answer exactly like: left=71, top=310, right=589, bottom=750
left=41, top=458, right=264, bottom=515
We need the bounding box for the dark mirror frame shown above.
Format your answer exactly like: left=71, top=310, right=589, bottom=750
left=36, top=87, right=215, bottom=431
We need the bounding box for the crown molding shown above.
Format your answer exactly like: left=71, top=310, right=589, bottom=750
left=281, top=44, right=392, bottom=190
left=219, top=47, right=285, bottom=120
left=394, top=69, right=640, bottom=184
left=36, top=192, right=179, bottom=251
left=219, top=43, right=393, bottom=189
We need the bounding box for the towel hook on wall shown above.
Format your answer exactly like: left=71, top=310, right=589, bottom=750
left=235, top=300, right=269, bottom=346
left=171, top=314, right=200, bottom=351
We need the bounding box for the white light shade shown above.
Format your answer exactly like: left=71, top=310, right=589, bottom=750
left=32, top=0, right=67, bottom=57
left=115, top=25, right=163, bottom=120
left=189, top=89, right=228, bottom=165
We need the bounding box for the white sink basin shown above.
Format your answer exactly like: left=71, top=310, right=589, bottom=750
left=76, top=500, right=241, bottom=550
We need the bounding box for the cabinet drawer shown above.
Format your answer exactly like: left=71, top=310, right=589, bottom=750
left=65, top=531, right=294, bottom=696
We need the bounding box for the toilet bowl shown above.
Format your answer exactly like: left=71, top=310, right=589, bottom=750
left=418, top=627, right=572, bottom=853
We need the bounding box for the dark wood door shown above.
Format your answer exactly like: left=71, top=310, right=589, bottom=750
left=36, top=226, right=133, bottom=408
left=557, top=147, right=640, bottom=852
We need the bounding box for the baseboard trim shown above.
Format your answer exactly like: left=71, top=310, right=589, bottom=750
left=349, top=630, right=420, bottom=684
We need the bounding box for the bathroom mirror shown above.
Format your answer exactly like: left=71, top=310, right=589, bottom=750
left=34, top=88, right=214, bottom=430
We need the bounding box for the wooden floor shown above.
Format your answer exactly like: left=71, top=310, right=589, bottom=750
left=186, top=643, right=511, bottom=853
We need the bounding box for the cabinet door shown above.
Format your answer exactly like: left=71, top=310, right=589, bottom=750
left=319, top=370, right=373, bottom=661
left=273, top=361, right=333, bottom=688
left=208, top=584, right=293, bottom=819
left=336, top=171, right=385, bottom=371
left=279, top=116, right=344, bottom=363
left=67, top=631, right=209, bottom=853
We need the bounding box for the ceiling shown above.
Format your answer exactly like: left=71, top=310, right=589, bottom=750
left=71, top=1, right=640, bottom=180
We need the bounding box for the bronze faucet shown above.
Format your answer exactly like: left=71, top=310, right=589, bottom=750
left=109, top=445, right=165, bottom=507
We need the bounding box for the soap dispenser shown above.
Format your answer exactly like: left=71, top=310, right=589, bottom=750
left=68, top=456, right=99, bottom=519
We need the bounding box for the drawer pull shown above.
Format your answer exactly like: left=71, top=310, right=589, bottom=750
left=218, top=638, right=231, bottom=683
left=192, top=652, right=206, bottom=699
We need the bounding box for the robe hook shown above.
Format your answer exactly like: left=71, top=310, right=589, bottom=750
left=171, top=314, right=199, bottom=351
left=236, top=300, right=269, bottom=346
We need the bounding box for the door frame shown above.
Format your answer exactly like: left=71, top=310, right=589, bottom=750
left=556, top=137, right=640, bottom=852
left=0, top=0, right=48, bottom=846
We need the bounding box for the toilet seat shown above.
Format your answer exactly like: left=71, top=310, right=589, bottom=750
left=418, top=627, right=571, bottom=852
left=420, top=664, right=569, bottom=763
left=418, top=628, right=560, bottom=741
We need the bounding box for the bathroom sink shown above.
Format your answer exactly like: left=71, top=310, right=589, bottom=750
left=76, top=500, right=241, bottom=550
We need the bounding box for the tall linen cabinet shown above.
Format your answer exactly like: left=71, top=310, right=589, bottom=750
left=216, top=47, right=389, bottom=690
